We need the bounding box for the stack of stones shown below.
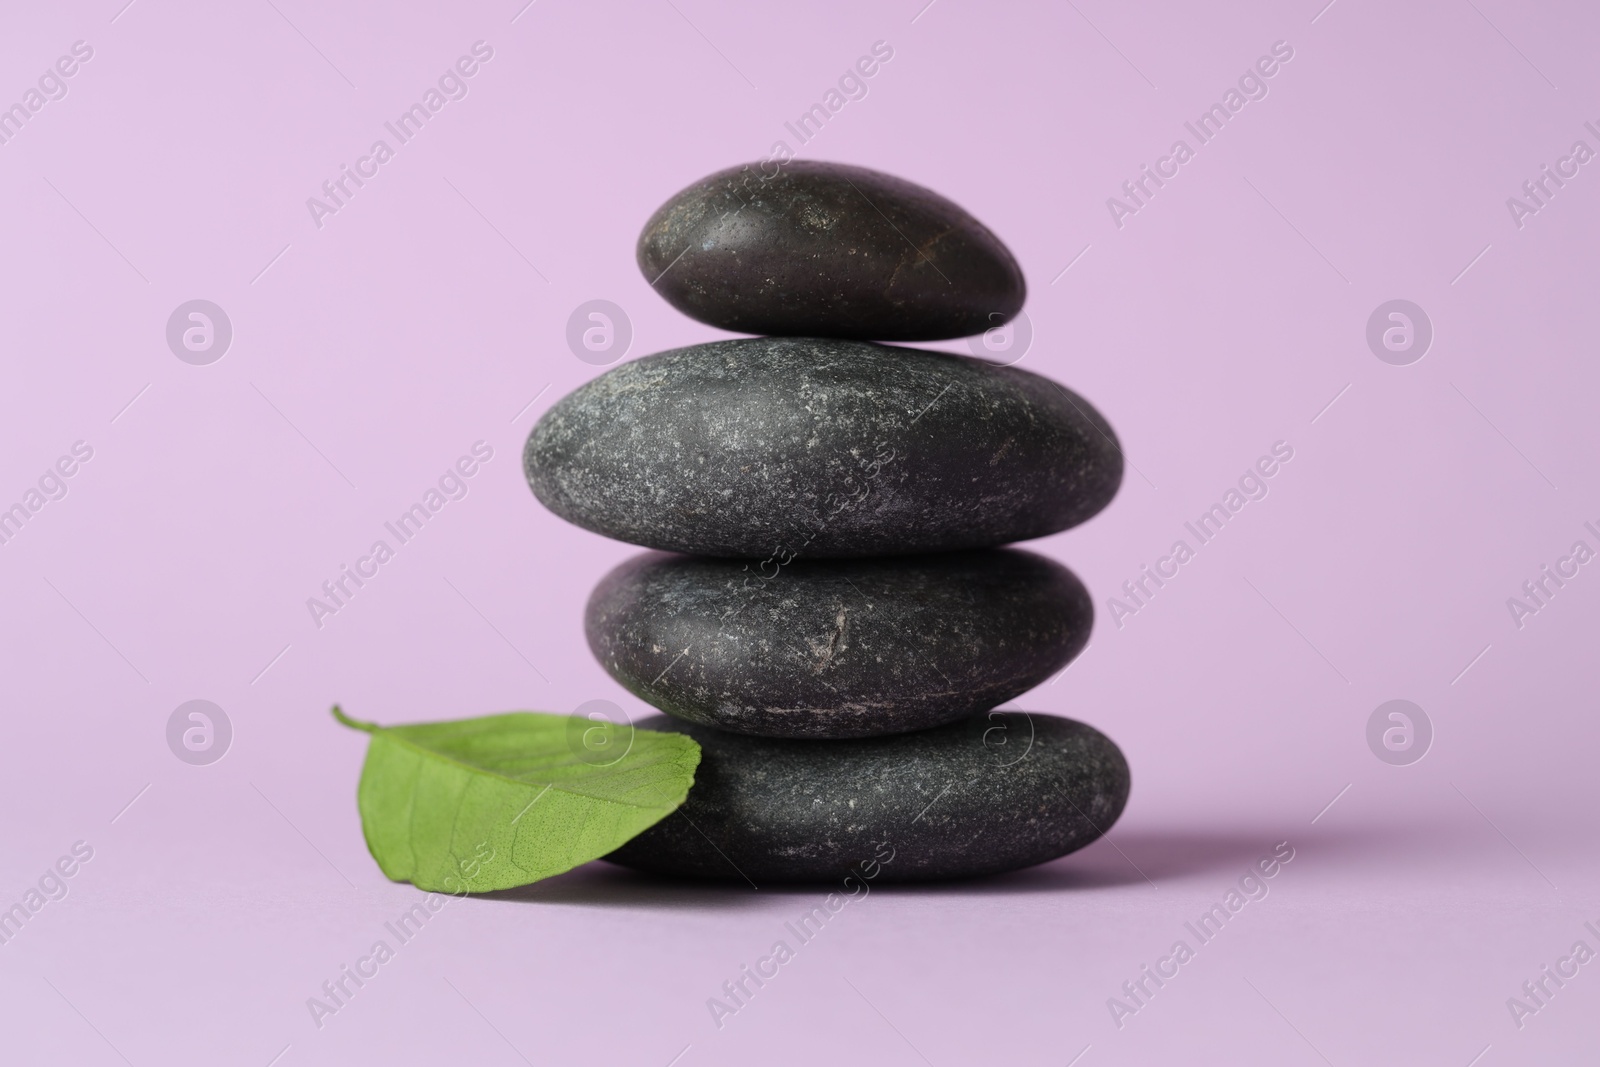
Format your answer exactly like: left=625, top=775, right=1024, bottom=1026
left=525, top=161, right=1129, bottom=882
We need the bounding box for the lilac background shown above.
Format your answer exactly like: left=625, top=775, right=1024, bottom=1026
left=3, top=0, right=1598, bottom=1063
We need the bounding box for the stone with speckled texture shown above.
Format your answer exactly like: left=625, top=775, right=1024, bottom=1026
left=524, top=337, right=1123, bottom=558
left=587, top=549, right=1091, bottom=739
left=637, top=160, right=1026, bottom=341
left=603, top=711, right=1129, bottom=882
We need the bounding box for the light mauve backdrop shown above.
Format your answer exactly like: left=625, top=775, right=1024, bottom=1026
left=1, top=0, right=1597, bottom=1064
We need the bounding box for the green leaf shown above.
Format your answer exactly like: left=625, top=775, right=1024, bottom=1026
left=331, top=706, right=700, bottom=893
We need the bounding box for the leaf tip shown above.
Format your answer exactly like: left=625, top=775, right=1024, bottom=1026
left=331, top=705, right=378, bottom=733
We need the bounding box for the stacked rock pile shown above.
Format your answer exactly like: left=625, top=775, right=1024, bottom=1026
left=525, top=161, right=1129, bottom=882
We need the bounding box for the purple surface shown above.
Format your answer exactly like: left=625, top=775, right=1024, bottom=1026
left=2, top=1, right=1598, bottom=1064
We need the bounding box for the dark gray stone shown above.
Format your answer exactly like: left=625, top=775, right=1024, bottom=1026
left=525, top=338, right=1123, bottom=558
left=637, top=161, right=1025, bottom=341
left=587, top=549, right=1091, bottom=739
left=603, top=712, right=1129, bottom=882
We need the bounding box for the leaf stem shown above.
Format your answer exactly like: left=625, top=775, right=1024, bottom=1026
left=331, top=705, right=379, bottom=733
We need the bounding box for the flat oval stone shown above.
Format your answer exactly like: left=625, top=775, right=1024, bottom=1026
left=525, top=338, right=1123, bottom=558
left=588, top=549, right=1090, bottom=739
left=637, top=161, right=1025, bottom=341
left=604, top=712, right=1129, bottom=882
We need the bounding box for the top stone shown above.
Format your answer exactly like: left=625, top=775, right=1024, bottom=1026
left=637, top=161, right=1026, bottom=341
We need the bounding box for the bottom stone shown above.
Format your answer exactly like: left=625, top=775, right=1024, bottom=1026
left=604, top=711, right=1129, bottom=883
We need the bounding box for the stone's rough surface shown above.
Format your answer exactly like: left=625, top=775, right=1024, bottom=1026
left=637, top=161, right=1025, bottom=341
left=604, top=712, right=1129, bottom=882
left=525, top=338, right=1123, bottom=558
left=588, top=549, right=1092, bottom=739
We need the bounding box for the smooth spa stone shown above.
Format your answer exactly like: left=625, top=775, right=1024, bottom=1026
left=587, top=549, right=1091, bottom=739
left=524, top=337, right=1123, bottom=558
left=603, top=712, right=1130, bottom=882
left=636, top=160, right=1026, bottom=341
